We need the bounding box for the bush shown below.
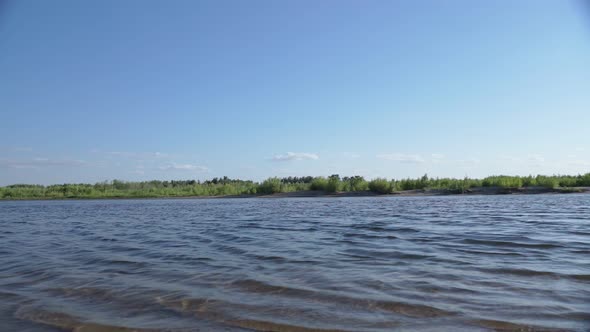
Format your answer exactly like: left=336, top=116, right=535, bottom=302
left=482, top=176, right=523, bottom=188
left=535, top=175, right=557, bottom=189
left=310, top=177, right=328, bottom=191
left=342, top=176, right=368, bottom=191
left=324, top=175, right=341, bottom=193
left=578, top=173, right=590, bottom=186
left=258, top=177, right=282, bottom=194
left=368, top=178, right=392, bottom=194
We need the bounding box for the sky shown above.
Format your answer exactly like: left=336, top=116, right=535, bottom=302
left=1, top=0, right=589, bottom=185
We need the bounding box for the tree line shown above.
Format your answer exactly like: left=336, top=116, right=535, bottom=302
left=1, top=173, right=589, bottom=199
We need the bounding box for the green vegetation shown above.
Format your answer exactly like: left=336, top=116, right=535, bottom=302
left=1, top=173, right=589, bottom=200
left=309, top=175, right=371, bottom=192
left=368, top=178, right=392, bottom=194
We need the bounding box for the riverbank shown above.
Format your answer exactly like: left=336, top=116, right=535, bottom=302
left=3, top=174, right=590, bottom=200
left=1, top=186, right=588, bottom=201
left=256, top=186, right=589, bottom=198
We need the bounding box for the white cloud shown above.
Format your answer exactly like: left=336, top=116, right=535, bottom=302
left=159, top=163, right=208, bottom=172
left=14, top=147, right=33, bottom=152
left=499, top=155, right=520, bottom=162
left=130, top=165, right=146, bottom=175
left=431, top=154, right=445, bottom=164
left=341, top=152, right=361, bottom=159
left=376, top=153, right=425, bottom=163
left=456, top=158, right=481, bottom=165
left=108, top=151, right=169, bottom=159
left=431, top=153, right=445, bottom=159
left=0, top=158, right=87, bottom=169
left=272, top=152, right=319, bottom=161
left=498, top=155, right=545, bottom=164
left=527, top=154, right=545, bottom=163
left=568, top=160, right=590, bottom=167
left=0, top=146, right=33, bottom=152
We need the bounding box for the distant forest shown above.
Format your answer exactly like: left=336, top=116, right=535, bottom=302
left=1, top=173, right=589, bottom=199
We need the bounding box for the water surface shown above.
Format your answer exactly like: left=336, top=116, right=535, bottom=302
left=1, top=195, right=589, bottom=331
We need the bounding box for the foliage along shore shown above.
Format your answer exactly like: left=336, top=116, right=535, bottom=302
left=1, top=173, right=589, bottom=200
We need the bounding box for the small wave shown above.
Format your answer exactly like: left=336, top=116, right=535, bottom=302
left=46, top=287, right=117, bottom=300
left=461, top=239, right=563, bottom=249
left=229, top=318, right=354, bottom=332
left=228, top=279, right=452, bottom=318
left=15, top=307, right=79, bottom=331
left=350, top=225, right=387, bottom=232
left=229, top=279, right=302, bottom=295
left=106, top=259, right=150, bottom=267
left=562, top=311, right=590, bottom=321
left=391, top=227, right=419, bottom=233
left=98, top=236, right=119, bottom=242
left=338, top=252, right=375, bottom=260
left=158, top=296, right=367, bottom=331
left=570, top=274, right=590, bottom=282
left=471, top=318, right=567, bottom=332
left=481, top=268, right=590, bottom=282
left=212, top=243, right=248, bottom=255
left=15, top=307, right=166, bottom=332
left=250, top=254, right=289, bottom=262
left=44, top=286, right=170, bottom=313
left=342, top=233, right=398, bottom=240
left=343, top=248, right=432, bottom=260
left=146, top=252, right=213, bottom=263
left=456, top=248, right=524, bottom=256
left=487, top=268, right=559, bottom=278
left=156, top=296, right=213, bottom=313
left=0, top=291, right=24, bottom=301
left=567, top=231, right=590, bottom=236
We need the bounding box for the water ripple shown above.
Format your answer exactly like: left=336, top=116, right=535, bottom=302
left=0, top=195, right=589, bottom=331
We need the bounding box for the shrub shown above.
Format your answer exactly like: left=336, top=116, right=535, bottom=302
left=343, top=176, right=368, bottom=191
left=310, top=177, right=328, bottom=191
left=578, top=173, right=590, bottom=186
left=257, top=177, right=282, bottom=194
left=535, top=175, right=557, bottom=189
left=368, top=178, right=392, bottom=194
left=482, top=176, right=523, bottom=188
left=324, top=175, right=341, bottom=193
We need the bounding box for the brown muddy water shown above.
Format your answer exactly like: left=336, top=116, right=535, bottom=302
left=0, top=195, right=589, bottom=331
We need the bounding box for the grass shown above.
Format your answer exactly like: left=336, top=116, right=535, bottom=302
left=1, top=173, right=589, bottom=200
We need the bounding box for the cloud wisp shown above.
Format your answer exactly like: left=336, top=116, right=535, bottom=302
left=499, top=154, right=545, bottom=165
left=376, top=153, right=425, bottom=163
left=158, top=163, right=208, bottom=172
left=527, top=154, right=545, bottom=163
left=272, top=152, right=319, bottom=162
left=0, top=158, right=87, bottom=169
left=0, top=146, right=33, bottom=152
left=341, top=152, right=361, bottom=159
left=456, top=158, right=481, bottom=165
left=106, top=151, right=170, bottom=160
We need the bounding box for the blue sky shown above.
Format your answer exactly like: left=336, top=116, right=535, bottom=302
left=1, top=0, right=589, bottom=185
